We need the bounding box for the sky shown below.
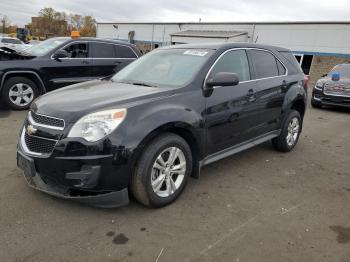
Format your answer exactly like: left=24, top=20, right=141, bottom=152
left=1, top=0, right=350, bottom=26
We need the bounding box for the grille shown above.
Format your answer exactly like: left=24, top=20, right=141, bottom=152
left=24, top=132, right=57, bottom=154
left=30, top=111, right=65, bottom=129
left=324, top=83, right=350, bottom=97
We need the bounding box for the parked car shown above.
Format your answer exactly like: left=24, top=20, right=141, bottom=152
left=312, top=63, right=350, bottom=108
left=17, top=43, right=307, bottom=208
left=0, top=36, right=26, bottom=49
left=0, top=37, right=141, bottom=110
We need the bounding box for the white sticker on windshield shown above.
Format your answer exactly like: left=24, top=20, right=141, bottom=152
left=183, top=50, right=208, bottom=56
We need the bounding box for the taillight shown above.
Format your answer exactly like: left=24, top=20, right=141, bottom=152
left=303, top=75, right=310, bottom=91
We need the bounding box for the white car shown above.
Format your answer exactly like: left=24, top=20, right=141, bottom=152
left=0, top=37, right=26, bottom=50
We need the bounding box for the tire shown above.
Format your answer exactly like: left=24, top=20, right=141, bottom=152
left=1, top=77, right=39, bottom=110
left=272, top=110, right=302, bottom=153
left=130, top=133, right=193, bottom=208
left=311, top=99, right=322, bottom=108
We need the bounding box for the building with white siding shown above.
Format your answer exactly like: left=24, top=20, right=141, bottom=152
left=97, top=21, right=350, bottom=84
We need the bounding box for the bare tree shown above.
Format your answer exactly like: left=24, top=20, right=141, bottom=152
left=1, top=15, right=11, bottom=33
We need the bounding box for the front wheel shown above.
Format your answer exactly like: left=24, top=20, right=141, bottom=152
left=130, top=133, right=192, bottom=208
left=1, top=77, right=39, bottom=110
left=272, top=110, right=302, bottom=152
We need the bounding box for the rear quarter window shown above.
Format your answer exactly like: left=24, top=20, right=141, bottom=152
left=279, top=51, right=303, bottom=75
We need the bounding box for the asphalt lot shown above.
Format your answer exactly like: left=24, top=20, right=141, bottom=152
left=0, top=103, right=349, bottom=262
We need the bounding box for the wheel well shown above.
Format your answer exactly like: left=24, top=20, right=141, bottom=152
left=291, top=99, right=306, bottom=119
left=2, top=72, right=46, bottom=94
left=132, top=124, right=202, bottom=178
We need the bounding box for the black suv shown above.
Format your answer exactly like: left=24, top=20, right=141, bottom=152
left=0, top=37, right=141, bottom=110
left=312, top=63, right=350, bottom=108
left=17, top=43, right=307, bottom=208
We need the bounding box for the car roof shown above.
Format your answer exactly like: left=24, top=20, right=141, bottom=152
left=62, top=37, right=134, bottom=46
left=161, top=42, right=290, bottom=52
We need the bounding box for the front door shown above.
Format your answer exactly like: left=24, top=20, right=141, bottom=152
left=42, top=41, right=93, bottom=91
left=204, top=49, right=260, bottom=154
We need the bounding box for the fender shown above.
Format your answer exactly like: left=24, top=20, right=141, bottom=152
left=114, top=97, right=206, bottom=179
left=126, top=103, right=205, bottom=154
left=0, top=70, right=47, bottom=93
left=281, top=80, right=306, bottom=114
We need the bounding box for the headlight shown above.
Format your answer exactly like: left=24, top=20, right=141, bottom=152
left=315, top=80, right=324, bottom=90
left=68, top=109, right=127, bottom=142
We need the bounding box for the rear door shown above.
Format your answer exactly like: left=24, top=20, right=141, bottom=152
left=42, top=41, right=93, bottom=91
left=247, top=49, right=288, bottom=136
left=91, top=42, right=137, bottom=78
left=205, top=49, right=260, bottom=154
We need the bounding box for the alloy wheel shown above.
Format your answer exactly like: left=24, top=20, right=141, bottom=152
left=9, top=83, right=34, bottom=107
left=151, top=147, right=187, bottom=198
left=286, top=117, right=300, bottom=147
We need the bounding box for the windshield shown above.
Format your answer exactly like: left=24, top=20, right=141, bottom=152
left=112, top=48, right=214, bottom=87
left=329, top=65, right=350, bottom=78
left=25, top=38, right=69, bottom=56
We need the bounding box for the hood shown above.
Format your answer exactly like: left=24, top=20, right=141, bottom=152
left=0, top=46, right=35, bottom=61
left=319, top=77, right=350, bottom=85
left=32, top=80, right=174, bottom=122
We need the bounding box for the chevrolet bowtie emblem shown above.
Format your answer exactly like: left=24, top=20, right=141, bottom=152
left=27, top=125, right=37, bottom=135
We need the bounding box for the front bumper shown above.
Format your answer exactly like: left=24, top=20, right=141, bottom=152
left=312, top=88, right=350, bottom=108
left=17, top=150, right=130, bottom=208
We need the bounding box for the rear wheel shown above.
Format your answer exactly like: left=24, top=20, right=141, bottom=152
left=1, top=77, right=39, bottom=110
left=130, top=133, right=192, bottom=208
left=272, top=110, right=302, bottom=152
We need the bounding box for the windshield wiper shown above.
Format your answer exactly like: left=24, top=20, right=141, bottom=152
left=129, top=81, right=158, bottom=87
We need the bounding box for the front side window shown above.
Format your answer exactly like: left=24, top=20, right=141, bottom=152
left=250, top=50, right=280, bottom=79
left=209, top=50, right=250, bottom=82
left=91, top=42, right=115, bottom=58
left=64, top=43, right=89, bottom=58
left=112, top=49, right=214, bottom=88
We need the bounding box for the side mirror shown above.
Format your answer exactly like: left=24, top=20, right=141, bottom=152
left=206, top=72, right=239, bottom=88
left=53, top=50, right=68, bottom=60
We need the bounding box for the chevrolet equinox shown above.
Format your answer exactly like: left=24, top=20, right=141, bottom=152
left=17, top=43, right=307, bottom=208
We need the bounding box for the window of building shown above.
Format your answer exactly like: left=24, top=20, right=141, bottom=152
left=293, top=54, right=313, bottom=75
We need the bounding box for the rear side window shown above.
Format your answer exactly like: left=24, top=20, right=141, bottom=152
left=91, top=42, right=115, bottom=58
left=209, top=50, right=250, bottom=81
left=250, top=50, right=280, bottom=79
left=114, top=45, right=137, bottom=58
left=279, top=51, right=303, bottom=74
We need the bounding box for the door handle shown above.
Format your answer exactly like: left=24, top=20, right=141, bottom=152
left=81, top=60, right=90, bottom=65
